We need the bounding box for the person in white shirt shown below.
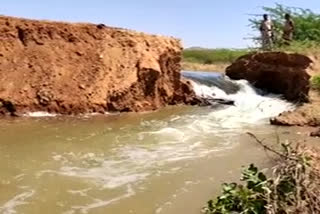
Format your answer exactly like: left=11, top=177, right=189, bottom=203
left=260, top=14, right=273, bottom=50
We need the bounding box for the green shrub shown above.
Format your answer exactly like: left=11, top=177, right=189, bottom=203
left=311, top=75, right=320, bottom=90
left=203, top=134, right=320, bottom=214
left=203, top=164, right=268, bottom=214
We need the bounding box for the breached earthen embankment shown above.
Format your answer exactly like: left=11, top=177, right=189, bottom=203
left=226, top=51, right=320, bottom=132
left=0, top=16, right=199, bottom=116
left=226, top=52, right=312, bottom=103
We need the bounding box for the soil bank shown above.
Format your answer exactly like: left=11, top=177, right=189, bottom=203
left=0, top=16, right=198, bottom=116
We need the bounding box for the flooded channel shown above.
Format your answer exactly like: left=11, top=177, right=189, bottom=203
left=0, top=72, right=302, bottom=214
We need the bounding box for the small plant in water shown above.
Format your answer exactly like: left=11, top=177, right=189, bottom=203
left=203, top=164, right=268, bottom=214
left=202, top=133, right=320, bottom=214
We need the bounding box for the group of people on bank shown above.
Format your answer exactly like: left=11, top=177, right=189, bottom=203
left=260, top=13, right=295, bottom=50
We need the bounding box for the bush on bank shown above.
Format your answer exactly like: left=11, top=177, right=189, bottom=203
left=203, top=134, right=320, bottom=214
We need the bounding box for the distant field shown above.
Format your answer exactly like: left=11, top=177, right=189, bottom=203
left=182, top=44, right=320, bottom=71
left=182, top=48, right=249, bottom=71
left=182, top=48, right=249, bottom=64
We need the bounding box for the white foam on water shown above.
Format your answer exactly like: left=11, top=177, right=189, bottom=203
left=43, top=137, right=220, bottom=191
left=68, top=188, right=92, bottom=197
left=191, top=78, right=295, bottom=127
left=0, top=189, right=35, bottom=214
left=36, top=74, right=296, bottom=210
left=60, top=165, right=149, bottom=190
left=24, top=111, right=57, bottom=117
left=63, top=185, right=135, bottom=214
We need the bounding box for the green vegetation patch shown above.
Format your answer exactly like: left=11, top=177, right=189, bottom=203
left=183, top=49, right=249, bottom=64
left=311, top=75, right=320, bottom=91
left=203, top=133, right=320, bottom=214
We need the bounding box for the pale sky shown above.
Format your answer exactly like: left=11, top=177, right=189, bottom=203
left=1, top=0, right=320, bottom=48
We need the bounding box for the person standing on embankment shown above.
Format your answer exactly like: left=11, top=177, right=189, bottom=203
left=260, top=14, right=273, bottom=50
left=283, top=13, right=295, bottom=45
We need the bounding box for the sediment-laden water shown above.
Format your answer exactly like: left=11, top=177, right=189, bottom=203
left=0, top=72, right=300, bottom=214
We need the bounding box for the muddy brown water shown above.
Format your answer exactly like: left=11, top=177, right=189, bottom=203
left=0, top=106, right=313, bottom=214
left=0, top=72, right=316, bottom=214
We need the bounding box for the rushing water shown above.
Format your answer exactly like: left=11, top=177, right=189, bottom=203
left=0, top=71, right=298, bottom=214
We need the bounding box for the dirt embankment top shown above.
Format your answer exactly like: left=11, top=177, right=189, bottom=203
left=0, top=16, right=198, bottom=115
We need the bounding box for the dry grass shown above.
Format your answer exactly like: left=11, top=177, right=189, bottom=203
left=203, top=134, right=320, bottom=214
left=250, top=134, right=320, bottom=214
left=267, top=144, right=320, bottom=213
